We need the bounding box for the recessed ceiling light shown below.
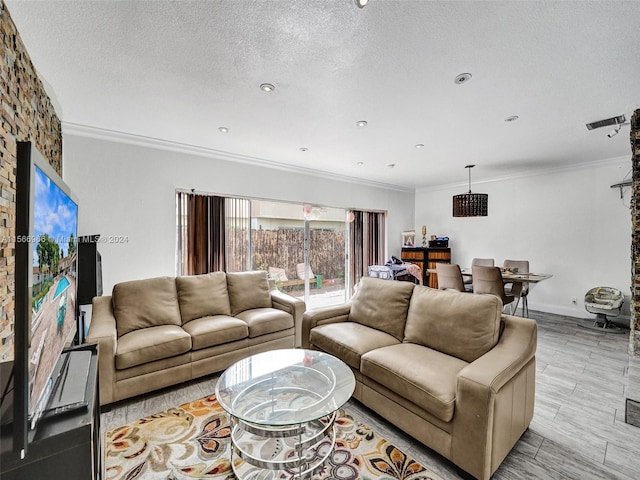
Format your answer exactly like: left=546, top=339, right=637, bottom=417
left=299, top=147, right=308, bottom=152
left=454, top=73, right=472, bottom=85
left=260, top=83, right=275, bottom=92
left=357, top=161, right=364, bottom=166
left=218, top=126, right=229, bottom=133
left=386, top=163, right=396, bottom=168
left=504, top=116, right=519, bottom=122
left=356, top=120, right=368, bottom=127
left=414, top=143, right=424, bottom=149
left=355, top=0, right=369, bottom=8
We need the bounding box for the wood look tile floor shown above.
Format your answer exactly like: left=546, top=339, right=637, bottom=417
left=101, top=311, right=639, bottom=479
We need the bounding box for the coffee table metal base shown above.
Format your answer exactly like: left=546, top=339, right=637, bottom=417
left=229, top=412, right=337, bottom=480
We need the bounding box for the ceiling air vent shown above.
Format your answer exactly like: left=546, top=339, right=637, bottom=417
left=586, top=114, right=626, bottom=130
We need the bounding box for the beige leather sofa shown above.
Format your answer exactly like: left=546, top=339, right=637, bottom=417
left=87, top=270, right=304, bottom=406
left=302, top=277, right=536, bottom=480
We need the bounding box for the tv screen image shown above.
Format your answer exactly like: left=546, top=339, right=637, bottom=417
left=0, top=142, right=80, bottom=460
left=27, top=165, right=78, bottom=419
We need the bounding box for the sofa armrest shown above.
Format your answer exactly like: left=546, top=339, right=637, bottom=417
left=86, top=295, right=117, bottom=405
left=458, top=314, right=537, bottom=392
left=270, top=289, right=306, bottom=346
left=301, top=303, right=352, bottom=349
left=451, top=315, right=537, bottom=480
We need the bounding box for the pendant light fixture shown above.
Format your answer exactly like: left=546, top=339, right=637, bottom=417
left=453, top=165, right=488, bottom=217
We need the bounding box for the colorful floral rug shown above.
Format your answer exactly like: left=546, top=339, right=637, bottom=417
left=105, top=394, right=443, bottom=480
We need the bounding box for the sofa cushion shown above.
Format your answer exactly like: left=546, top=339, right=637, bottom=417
left=404, top=286, right=502, bottom=363
left=175, top=272, right=231, bottom=323
left=116, top=325, right=192, bottom=370
left=226, top=271, right=271, bottom=316
left=310, top=322, right=400, bottom=369
left=112, top=276, right=182, bottom=337
left=182, top=315, right=248, bottom=350
left=349, top=277, right=415, bottom=341
left=361, top=343, right=468, bottom=423
left=235, top=308, right=293, bottom=338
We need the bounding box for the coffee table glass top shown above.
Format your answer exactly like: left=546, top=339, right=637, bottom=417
left=215, top=349, right=355, bottom=426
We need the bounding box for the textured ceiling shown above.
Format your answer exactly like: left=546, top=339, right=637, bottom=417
left=5, top=0, right=640, bottom=189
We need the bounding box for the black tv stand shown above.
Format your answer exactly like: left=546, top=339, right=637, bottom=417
left=43, top=348, right=92, bottom=419
left=0, top=343, right=102, bottom=479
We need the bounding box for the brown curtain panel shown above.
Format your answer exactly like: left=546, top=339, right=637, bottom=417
left=367, top=211, right=386, bottom=267
left=349, top=210, right=365, bottom=288
left=176, top=192, right=226, bottom=275
left=348, top=210, right=386, bottom=293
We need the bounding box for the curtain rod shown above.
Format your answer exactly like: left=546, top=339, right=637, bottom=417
left=175, top=188, right=386, bottom=214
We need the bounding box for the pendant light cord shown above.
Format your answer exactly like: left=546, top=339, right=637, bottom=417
left=466, top=164, right=475, bottom=194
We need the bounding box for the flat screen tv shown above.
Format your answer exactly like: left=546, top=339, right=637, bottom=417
left=10, top=141, right=78, bottom=457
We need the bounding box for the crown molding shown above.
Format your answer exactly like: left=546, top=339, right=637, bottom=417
left=62, top=122, right=414, bottom=194
left=415, top=155, right=631, bottom=193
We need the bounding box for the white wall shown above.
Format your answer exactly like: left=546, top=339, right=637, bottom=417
left=63, top=130, right=631, bottom=322
left=416, top=158, right=632, bottom=321
left=62, top=133, right=415, bottom=293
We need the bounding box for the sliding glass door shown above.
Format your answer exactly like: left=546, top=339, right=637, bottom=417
left=251, top=200, right=347, bottom=308
left=177, top=191, right=366, bottom=308
left=304, top=205, right=347, bottom=308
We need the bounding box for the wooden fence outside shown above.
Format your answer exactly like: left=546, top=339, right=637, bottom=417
left=227, top=229, right=345, bottom=280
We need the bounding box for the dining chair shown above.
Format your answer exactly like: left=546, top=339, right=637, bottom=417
left=464, top=258, right=496, bottom=291
left=435, top=263, right=467, bottom=292
left=472, top=265, right=516, bottom=314
left=503, top=259, right=530, bottom=316
left=472, top=258, right=495, bottom=267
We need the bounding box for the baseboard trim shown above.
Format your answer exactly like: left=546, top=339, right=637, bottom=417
left=529, top=302, right=631, bottom=327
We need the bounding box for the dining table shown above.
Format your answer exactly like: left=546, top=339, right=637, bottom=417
left=460, top=269, right=552, bottom=283
left=428, top=267, right=553, bottom=315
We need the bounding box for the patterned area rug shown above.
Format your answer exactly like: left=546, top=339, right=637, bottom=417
left=105, top=394, right=443, bottom=480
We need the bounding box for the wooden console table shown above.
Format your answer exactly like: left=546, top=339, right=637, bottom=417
left=401, top=247, right=451, bottom=288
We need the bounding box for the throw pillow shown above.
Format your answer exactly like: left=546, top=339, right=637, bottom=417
left=349, top=277, right=415, bottom=341
left=112, top=276, right=182, bottom=337
left=404, top=286, right=502, bottom=363
left=226, top=271, right=271, bottom=316
left=175, top=272, right=231, bottom=323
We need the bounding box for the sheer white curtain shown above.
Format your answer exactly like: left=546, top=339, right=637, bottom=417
left=224, top=196, right=251, bottom=272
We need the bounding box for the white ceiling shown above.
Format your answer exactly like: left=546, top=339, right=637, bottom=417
left=5, top=0, right=640, bottom=189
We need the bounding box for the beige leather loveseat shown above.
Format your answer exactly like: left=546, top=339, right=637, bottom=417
left=302, top=277, right=536, bottom=480
left=87, top=270, right=304, bottom=406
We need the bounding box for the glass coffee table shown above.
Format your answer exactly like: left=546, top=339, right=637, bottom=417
left=215, top=349, right=355, bottom=480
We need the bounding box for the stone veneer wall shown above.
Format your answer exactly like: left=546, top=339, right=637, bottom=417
left=627, top=109, right=640, bottom=427
left=0, top=1, right=62, bottom=361
left=631, top=109, right=640, bottom=357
